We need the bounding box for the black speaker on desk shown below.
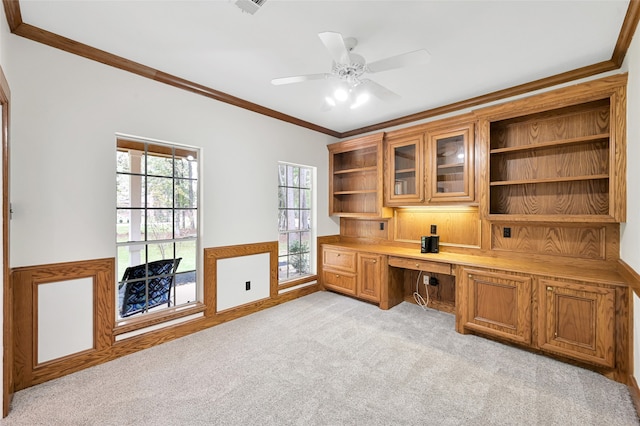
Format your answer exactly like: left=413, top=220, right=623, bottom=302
left=421, top=236, right=439, bottom=253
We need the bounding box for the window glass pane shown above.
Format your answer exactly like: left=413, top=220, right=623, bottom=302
left=175, top=178, right=197, bottom=208
left=174, top=157, right=196, bottom=179
left=300, top=167, right=312, bottom=189
left=287, top=188, right=300, bottom=208
left=278, top=187, right=287, bottom=209
left=287, top=165, right=299, bottom=187
left=301, top=188, right=311, bottom=209
left=278, top=163, right=287, bottom=187
left=147, top=176, right=174, bottom=208
left=287, top=210, right=299, bottom=231
left=117, top=210, right=146, bottom=242
left=117, top=151, right=130, bottom=173
left=278, top=255, right=289, bottom=281
left=175, top=240, right=196, bottom=274
left=174, top=210, right=197, bottom=238
left=300, top=210, right=311, bottom=231
left=146, top=154, right=174, bottom=177
left=146, top=242, right=175, bottom=263
left=117, top=174, right=145, bottom=208
left=146, top=209, right=173, bottom=240
left=278, top=210, right=287, bottom=232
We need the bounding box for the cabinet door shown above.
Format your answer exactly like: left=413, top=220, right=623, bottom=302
left=537, top=279, right=615, bottom=368
left=385, top=134, right=424, bottom=205
left=357, top=253, right=382, bottom=303
left=322, top=270, right=357, bottom=296
left=427, top=123, right=474, bottom=203
left=461, top=269, right=532, bottom=345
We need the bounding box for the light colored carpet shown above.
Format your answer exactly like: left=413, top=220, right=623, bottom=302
left=1, top=291, right=637, bottom=425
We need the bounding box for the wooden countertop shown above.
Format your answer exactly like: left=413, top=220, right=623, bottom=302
left=322, top=242, right=628, bottom=287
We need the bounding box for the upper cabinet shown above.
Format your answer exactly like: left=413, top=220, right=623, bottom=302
left=480, top=74, right=627, bottom=222
left=384, top=116, right=476, bottom=207
left=427, top=122, right=475, bottom=203
left=384, top=131, right=425, bottom=206
left=328, top=133, right=391, bottom=218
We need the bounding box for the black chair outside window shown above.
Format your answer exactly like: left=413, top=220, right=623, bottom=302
left=119, top=258, right=182, bottom=318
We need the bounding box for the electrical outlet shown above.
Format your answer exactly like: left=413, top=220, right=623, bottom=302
left=423, top=275, right=429, bottom=285
left=503, top=227, right=511, bottom=238
left=245, top=281, right=251, bottom=291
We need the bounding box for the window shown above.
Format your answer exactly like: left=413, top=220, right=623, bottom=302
left=116, top=138, right=199, bottom=320
left=278, top=162, right=314, bottom=282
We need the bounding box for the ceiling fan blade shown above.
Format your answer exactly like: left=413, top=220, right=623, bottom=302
left=271, top=73, right=331, bottom=85
left=318, top=31, right=352, bottom=65
left=366, top=49, right=431, bottom=74
left=360, top=79, right=401, bottom=102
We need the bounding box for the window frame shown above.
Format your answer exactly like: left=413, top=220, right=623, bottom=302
left=278, top=161, right=316, bottom=288
left=115, top=136, right=202, bottom=331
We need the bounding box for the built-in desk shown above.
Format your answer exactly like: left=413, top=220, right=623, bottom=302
left=320, top=241, right=630, bottom=383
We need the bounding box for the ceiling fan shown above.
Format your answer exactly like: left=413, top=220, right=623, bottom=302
left=271, top=31, right=430, bottom=109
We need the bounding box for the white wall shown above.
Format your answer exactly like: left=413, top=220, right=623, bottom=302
left=621, top=24, right=640, bottom=384
left=3, top=34, right=339, bottom=269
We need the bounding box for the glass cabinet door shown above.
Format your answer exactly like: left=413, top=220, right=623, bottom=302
left=385, top=134, right=424, bottom=205
left=428, top=124, right=474, bottom=202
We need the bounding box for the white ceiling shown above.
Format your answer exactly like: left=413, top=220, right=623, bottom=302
left=19, top=0, right=630, bottom=134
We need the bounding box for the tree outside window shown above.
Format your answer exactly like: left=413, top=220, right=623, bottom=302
left=278, top=163, right=313, bottom=281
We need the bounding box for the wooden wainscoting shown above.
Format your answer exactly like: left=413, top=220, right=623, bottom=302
left=11, top=258, right=115, bottom=390
left=491, top=222, right=620, bottom=261
left=9, top=241, right=321, bottom=397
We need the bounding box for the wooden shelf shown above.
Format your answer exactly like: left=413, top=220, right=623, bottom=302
left=490, top=133, right=609, bottom=154
left=334, top=190, right=378, bottom=195
left=333, top=166, right=377, bottom=175
left=438, top=162, right=464, bottom=170
left=490, top=174, right=609, bottom=186
left=395, top=168, right=416, bottom=174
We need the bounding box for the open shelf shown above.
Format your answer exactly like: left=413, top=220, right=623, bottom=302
left=488, top=98, right=616, bottom=219
left=489, top=133, right=610, bottom=154
left=490, top=174, right=609, bottom=186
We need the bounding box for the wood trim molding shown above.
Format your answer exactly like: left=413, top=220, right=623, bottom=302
left=612, top=0, right=640, bottom=66
left=11, top=258, right=115, bottom=390
left=0, top=63, right=10, bottom=417
left=6, top=21, right=340, bottom=138
left=203, top=241, right=279, bottom=316
left=629, top=375, right=640, bottom=419
left=3, top=1, right=638, bottom=139
left=618, top=259, right=640, bottom=298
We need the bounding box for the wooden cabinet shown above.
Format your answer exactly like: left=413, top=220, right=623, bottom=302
left=483, top=76, right=626, bottom=222
left=322, top=247, right=357, bottom=296
left=328, top=133, right=391, bottom=218
left=322, top=246, right=384, bottom=304
left=427, top=123, right=475, bottom=203
left=460, top=268, right=532, bottom=345
left=460, top=267, right=620, bottom=370
left=385, top=132, right=425, bottom=205
left=537, top=278, right=615, bottom=368
left=357, top=253, right=383, bottom=303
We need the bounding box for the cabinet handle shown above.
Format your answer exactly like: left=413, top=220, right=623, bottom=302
left=335, top=274, right=340, bottom=278
left=547, top=286, right=553, bottom=292
left=373, top=260, right=377, bottom=263
left=416, top=264, right=420, bottom=268
left=337, top=253, right=340, bottom=257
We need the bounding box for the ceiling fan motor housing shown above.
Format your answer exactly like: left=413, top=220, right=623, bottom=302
left=332, top=53, right=366, bottom=84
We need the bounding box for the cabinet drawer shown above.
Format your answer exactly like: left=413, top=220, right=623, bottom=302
left=323, top=270, right=357, bottom=295
left=323, top=248, right=357, bottom=272
left=388, top=257, right=452, bottom=275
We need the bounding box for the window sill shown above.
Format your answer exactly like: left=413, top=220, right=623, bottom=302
left=113, top=302, right=206, bottom=336
left=278, top=274, right=317, bottom=290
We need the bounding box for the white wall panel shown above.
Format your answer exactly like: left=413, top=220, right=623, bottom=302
left=37, top=278, right=94, bottom=363
left=217, top=253, right=270, bottom=311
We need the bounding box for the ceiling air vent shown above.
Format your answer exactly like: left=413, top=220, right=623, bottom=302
left=235, top=0, right=267, bottom=15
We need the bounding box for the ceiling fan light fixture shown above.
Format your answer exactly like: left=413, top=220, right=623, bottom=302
left=333, top=87, right=349, bottom=102
left=350, top=92, right=370, bottom=109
